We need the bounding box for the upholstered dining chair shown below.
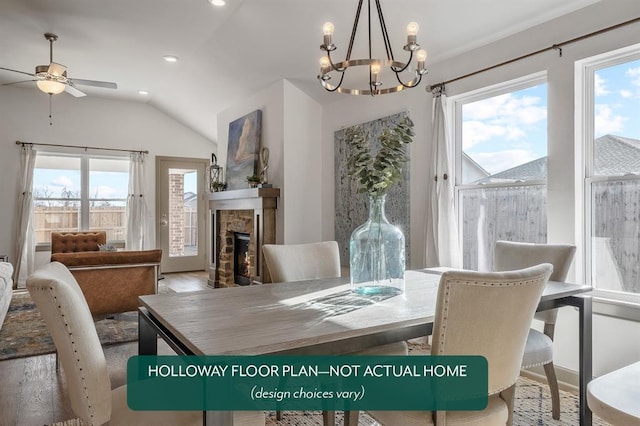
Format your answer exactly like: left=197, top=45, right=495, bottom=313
left=360, top=264, right=553, bottom=426
left=27, top=262, right=265, bottom=426
left=493, top=240, right=576, bottom=421
left=262, top=241, right=408, bottom=425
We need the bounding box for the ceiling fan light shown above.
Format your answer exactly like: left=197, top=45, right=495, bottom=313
left=36, top=79, right=65, bottom=95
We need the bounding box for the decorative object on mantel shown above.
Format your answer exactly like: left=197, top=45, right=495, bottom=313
left=209, top=153, right=226, bottom=192
left=225, top=109, right=262, bottom=190
left=246, top=174, right=261, bottom=188
left=343, top=113, right=414, bottom=295
left=260, top=147, right=270, bottom=184
left=317, top=0, right=427, bottom=96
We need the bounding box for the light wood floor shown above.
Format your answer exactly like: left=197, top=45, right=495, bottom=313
left=0, top=270, right=209, bottom=426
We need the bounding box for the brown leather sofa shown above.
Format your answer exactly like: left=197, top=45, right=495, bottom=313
left=50, top=231, right=161, bottom=317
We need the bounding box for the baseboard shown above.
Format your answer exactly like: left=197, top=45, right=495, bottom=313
left=522, top=365, right=579, bottom=393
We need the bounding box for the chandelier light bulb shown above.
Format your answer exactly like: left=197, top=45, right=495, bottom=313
left=416, top=49, right=427, bottom=62
left=406, top=22, right=419, bottom=36
left=370, top=62, right=382, bottom=75
left=323, top=22, right=335, bottom=36
left=319, top=56, right=331, bottom=68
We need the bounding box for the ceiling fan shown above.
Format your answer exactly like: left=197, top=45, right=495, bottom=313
left=0, top=33, right=117, bottom=97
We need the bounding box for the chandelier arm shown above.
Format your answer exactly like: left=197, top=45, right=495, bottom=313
left=346, top=0, right=365, bottom=62
left=390, top=49, right=414, bottom=73
left=374, top=0, right=395, bottom=61
left=319, top=71, right=346, bottom=92
left=395, top=71, right=423, bottom=89
left=326, top=51, right=347, bottom=73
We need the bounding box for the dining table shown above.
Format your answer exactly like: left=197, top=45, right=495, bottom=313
left=138, top=269, right=593, bottom=426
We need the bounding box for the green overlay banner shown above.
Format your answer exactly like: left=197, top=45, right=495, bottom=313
left=127, top=355, right=488, bottom=411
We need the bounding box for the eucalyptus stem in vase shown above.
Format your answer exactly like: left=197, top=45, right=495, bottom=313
left=345, top=115, right=414, bottom=295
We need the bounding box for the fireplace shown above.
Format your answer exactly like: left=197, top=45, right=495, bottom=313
left=209, top=187, right=280, bottom=288
left=234, top=232, right=251, bottom=285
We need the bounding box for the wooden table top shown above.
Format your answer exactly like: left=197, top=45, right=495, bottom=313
left=139, top=269, right=590, bottom=357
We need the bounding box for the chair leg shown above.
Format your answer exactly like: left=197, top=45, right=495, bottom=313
left=499, top=384, right=516, bottom=426
left=343, top=410, right=359, bottom=426
left=276, top=410, right=282, bottom=420
left=322, top=410, right=335, bottom=426
left=544, top=362, right=561, bottom=420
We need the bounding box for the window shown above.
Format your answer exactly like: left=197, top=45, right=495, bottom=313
left=452, top=73, right=548, bottom=270
left=582, top=46, right=640, bottom=297
left=33, top=153, right=129, bottom=245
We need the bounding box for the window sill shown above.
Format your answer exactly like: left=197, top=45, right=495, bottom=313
left=592, top=296, right=640, bottom=323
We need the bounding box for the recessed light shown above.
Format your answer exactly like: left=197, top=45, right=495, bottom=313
left=208, top=0, right=226, bottom=6
left=163, top=55, right=179, bottom=63
left=138, top=90, right=149, bottom=95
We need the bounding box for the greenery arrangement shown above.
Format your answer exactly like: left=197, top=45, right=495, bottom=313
left=344, top=115, right=414, bottom=197
left=246, top=174, right=261, bottom=183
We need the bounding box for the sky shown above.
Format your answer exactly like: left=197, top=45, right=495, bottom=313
left=462, top=58, right=640, bottom=178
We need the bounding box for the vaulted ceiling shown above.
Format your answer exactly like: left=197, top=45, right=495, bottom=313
left=0, top=0, right=601, bottom=141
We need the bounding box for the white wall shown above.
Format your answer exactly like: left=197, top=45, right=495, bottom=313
left=423, top=0, right=640, bottom=377
left=0, top=85, right=215, bottom=268
left=216, top=80, right=323, bottom=245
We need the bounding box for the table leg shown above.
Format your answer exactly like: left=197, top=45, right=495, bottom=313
left=138, top=308, right=158, bottom=355
left=578, top=296, right=593, bottom=426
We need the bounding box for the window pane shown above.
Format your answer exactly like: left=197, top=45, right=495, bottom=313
left=33, top=156, right=82, bottom=244
left=591, top=179, right=640, bottom=294
left=593, top=59, right=640, bottom=176
left=460, top=185, right=547, bottom=271
left=89, top=158, right=129, bottom=241
left=462, top=84, right=547, bottom=184
left=168, top=168, right=198, bottom=257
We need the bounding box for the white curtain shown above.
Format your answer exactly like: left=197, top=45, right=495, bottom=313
left=14, top=145, right=37, bottom=288
left=125, top=152, right=151, bottom=250
left=428, top=85, right=461, bottom=268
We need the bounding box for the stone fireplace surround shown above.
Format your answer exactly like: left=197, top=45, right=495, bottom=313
left=208, top=188, right=279, bottom=288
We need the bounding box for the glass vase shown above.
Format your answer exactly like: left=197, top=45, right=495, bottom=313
left=349, top=195, right=405, bottom=295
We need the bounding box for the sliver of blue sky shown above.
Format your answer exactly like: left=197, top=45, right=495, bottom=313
left=594, top=59, right=640, bottom=140
left=462, top=83, right=547, bottom=176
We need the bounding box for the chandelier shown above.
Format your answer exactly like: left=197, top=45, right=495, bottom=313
left=318, top=0, right=427, bottom=96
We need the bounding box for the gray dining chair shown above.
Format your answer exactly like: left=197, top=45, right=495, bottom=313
left=263, top=241, right=407, bottom=425
left=493, top=240, right=576, bottom=420
left=27, top=262, right=265, bottom=426
left=360, top=264, right=553, bottom=425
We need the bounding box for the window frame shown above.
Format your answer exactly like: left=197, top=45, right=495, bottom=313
left=33, top=151, right=129, bottom=250
left=578, top=43, right=640, bottom=305
left=450, top=72, right=549, bottom=269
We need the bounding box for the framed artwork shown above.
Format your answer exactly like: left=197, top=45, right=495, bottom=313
left=225, top=109, right=262, bottom=190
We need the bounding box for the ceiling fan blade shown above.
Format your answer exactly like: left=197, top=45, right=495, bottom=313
left=2, top=79, right=37, bottom=86
left=47, top=62, right=67, bottom=77
left=69, top=78, right=117, bottom=89
left=65, top=83, right=86, bottom=97
left=0, top=67, right=36, bottom=78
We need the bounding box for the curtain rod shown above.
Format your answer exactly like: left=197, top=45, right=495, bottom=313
left=15, top=140, right=149, bottom=155
left=428, top=15, right=640, bottom=91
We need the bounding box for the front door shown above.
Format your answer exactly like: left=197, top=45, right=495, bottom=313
left=156, top=156, right=208, bottom=273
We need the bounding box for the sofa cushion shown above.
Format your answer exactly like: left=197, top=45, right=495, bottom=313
left=51, top=249, right=162, bottom=267
left=51, top=231, right=107, bottom=254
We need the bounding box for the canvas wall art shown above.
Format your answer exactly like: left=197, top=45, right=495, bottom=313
left=334, top=111, right=411, bottom=266
left=226, top=109, right=262, bottom=190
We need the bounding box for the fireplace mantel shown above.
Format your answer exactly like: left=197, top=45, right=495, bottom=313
left=208, top=188, right=280, bottom=287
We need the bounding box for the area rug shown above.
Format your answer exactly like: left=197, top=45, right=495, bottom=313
left=48, top=378, right=611, bottom=426
left=0, top=286, right=169, bottom=361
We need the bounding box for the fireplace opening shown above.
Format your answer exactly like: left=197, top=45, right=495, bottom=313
left=234, top=232, right=251, bottom=285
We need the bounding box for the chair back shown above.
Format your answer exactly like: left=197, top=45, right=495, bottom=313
left=494, top=240, right=575, bottom=323
left=27, top=262, right=111, bottom=425
left=431, top=264, right=552, bottom=394
left=263, top=241, right=341, bottom=282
